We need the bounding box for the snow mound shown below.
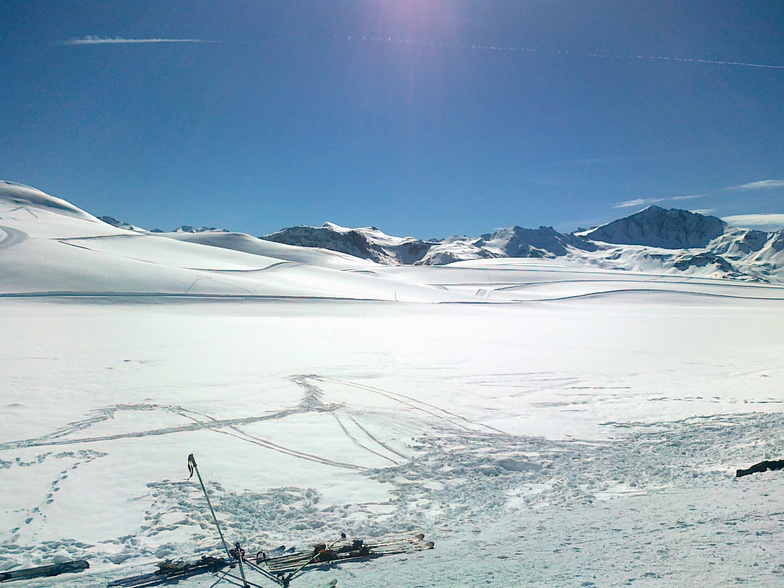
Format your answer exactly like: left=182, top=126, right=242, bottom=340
left=0, top=181, right=101, bottom=223
left=166, top=230, right=377, bottom=270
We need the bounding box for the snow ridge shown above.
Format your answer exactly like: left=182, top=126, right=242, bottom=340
left=0, top=181, right=100, bottom=223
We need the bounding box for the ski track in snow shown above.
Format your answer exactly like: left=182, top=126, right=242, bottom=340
left=0, top=389, right=364, bottom=471
left=2, top=373, right=783, bottom=586
left=0, top=225, right=28, bottom=250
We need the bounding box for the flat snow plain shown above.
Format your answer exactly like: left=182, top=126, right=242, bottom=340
left=1, top=183, right=783, bottom=587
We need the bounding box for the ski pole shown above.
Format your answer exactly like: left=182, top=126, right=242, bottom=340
left=230, top=542, right=251, bottom=588
left=187, top=454, right=232, bottom=560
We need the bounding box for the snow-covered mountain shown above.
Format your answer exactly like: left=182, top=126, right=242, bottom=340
left=416, top=225, right=600, bottom=265
left=260, top=207, right=784, bottom=283
left=579, top=205, right=726, bottom=248
left=3, top=180, right=783, bottom=285
left=260, top=223, right=599, bottom=266
left=576, top=207, right=784, bottom=283
left=172, top=225, right=228, bottom=234
left=263, top=222, right=436, bottom=265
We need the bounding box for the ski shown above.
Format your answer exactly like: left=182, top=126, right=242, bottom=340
left=262, top=533, right=426, bottom=569
left=105, top=536, right=431, bottom=587
left=264, top=539, right=434, bottom=575
left=364, top=533, right=426, bottom=549
left=370, top=540, right=435, bottom=556
left=0, top=560, right=89, bottom=583
left=107, top=556, right=228, bottom=587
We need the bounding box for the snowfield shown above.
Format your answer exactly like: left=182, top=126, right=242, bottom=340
left=1, top=182, right=783, bottom=587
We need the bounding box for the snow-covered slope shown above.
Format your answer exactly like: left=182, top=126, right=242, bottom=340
left=0, top=183, right=450, bottom=302
left=1, top=182, right=784, bottom=587
left=477, top=225, right=598, bottom=257
left=165, top=230, right=379, bottom=270
left=0, top=180, right=102, bottom=222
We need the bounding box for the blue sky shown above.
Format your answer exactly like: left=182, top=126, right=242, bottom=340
left=2, top=1, right=783, bottom=237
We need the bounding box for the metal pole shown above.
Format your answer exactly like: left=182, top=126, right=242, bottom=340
left=232, top=542, right=250, bottom=588
left=188, top=454, right=232, bottom=560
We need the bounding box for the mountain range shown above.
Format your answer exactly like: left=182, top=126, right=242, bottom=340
left=262, top=206, right=784, bottom=283
left=5, top=181, right=784, bottom=284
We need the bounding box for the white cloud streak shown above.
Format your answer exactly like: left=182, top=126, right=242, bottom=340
left=612, top=179, right=784, bottom=211
left=670, top=194, right=706, bottom=201
left=613, top=193, right=705, bottom=209
left=613, top=198, right=663, bottom=209
left=62, top=35, right=222, bottom=46
left=722, top=214, right=784, bottom=230
left=725, top=180, right=784, bottom=191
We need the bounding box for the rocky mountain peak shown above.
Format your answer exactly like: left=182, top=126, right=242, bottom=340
left=582, top=206, right=726, bottom=249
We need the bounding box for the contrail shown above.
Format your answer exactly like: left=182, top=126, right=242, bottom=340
left=588, top=51, right=784, bottom=70
left=61, top=33, right=784, bottom=71
left=344, top=35, right=784, bottom=70
left=62, top=35, right=223, bottom=46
